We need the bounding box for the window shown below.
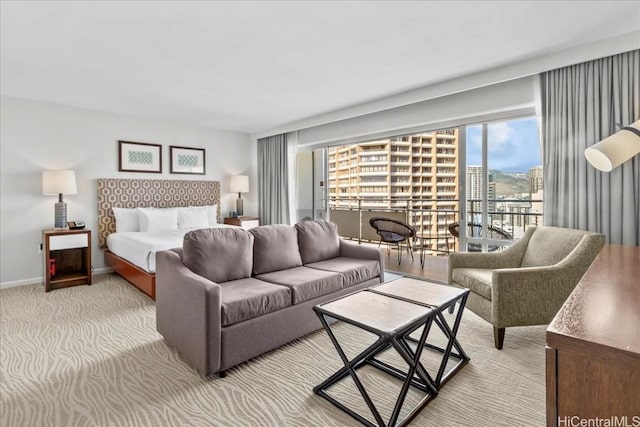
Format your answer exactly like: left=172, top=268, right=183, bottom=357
left=464, top=116, right=542, bottom=250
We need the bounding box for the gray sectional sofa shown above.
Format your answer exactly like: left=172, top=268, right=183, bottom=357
left=156, top=220, right=384, bottom=377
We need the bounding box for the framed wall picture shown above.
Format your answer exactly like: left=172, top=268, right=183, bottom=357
left=118, top=141, right=162, bottom=173
left=170, top=146, right=206, bottom=175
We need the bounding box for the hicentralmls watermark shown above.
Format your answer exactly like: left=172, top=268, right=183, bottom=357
left=558, top=416, right=640, bottom=427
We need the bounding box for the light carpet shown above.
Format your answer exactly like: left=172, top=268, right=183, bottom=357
left=1, top=274, right=546, bottom=427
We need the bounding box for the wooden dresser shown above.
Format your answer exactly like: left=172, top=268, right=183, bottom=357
left=546, top=244, right=640, bottom=426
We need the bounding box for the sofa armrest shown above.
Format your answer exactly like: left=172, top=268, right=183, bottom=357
left=156, top=249, right=222, bottom=376
left=339, top=239, right=385, bottom=282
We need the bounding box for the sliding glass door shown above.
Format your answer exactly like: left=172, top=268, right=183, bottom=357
left=462, top=116, right=542, bottom=252
left=294, top=148, right=328, bottom=223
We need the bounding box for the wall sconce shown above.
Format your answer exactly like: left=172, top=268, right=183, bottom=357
left=585, top=120, right=640, bottom=172
left=42, top=170, right=77, bottom=228
left=229, top=175, right=249, bottom=216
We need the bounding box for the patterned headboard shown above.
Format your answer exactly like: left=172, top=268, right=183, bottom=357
left=97, top=178, right=221, bottom=248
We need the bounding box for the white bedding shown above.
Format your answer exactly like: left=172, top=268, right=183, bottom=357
left=107, top=225, right=234, bottom=273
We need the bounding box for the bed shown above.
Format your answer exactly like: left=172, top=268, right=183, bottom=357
left=98, top=178, right=223, bottom=299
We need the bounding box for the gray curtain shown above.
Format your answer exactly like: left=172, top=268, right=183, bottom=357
left=258, top=134, right=290, bottom=225
left=540, top=49, right=640, bottom=245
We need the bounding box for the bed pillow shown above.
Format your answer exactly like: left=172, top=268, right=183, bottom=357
left=138, top=207, right=178, bottom=232
left=112, top=207, right=139, bottom=232
left=177, top=206, right=210, bottom=229
left=205, top=204, right=218, bottom=225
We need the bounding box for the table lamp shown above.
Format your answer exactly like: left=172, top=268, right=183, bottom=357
left=42, top=170, right=77, bottom=228
left=230, top=175, right=249, bottom=216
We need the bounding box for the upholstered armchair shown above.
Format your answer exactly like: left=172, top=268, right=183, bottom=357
left=448, top=226, right=604, bottom=349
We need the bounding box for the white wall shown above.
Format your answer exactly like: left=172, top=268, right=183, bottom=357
left=0, top=96, right=255, bottom=287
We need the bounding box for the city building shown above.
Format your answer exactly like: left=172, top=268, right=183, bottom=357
left=466, top=166, right=496, bottom=218
left=530, top=165, right=544, bottom=223
left=328, top=129, right=459, bottom=253
left=529, top=165, right=543, bottom=193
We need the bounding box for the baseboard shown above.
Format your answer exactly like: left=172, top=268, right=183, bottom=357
left=0, top=267, right=114, bottom=290
left=0, top=277, right=42, bottom=289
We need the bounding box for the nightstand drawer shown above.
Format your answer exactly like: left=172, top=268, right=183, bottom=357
left=50, top=233, right=89, bottom=250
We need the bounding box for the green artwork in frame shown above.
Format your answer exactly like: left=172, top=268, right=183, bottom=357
left=118, top=141, right=162, bottom=173
left=170, top=145, right=205, bottom=175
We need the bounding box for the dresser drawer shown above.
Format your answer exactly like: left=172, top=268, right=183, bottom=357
left=50, top=233, right=89, bottom=250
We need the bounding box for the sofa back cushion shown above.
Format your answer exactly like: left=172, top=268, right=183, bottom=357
left=182, top=228, right=254, bottom=283
left=250, top=224, right=303, bottom=275
left=295, top=220, right=340, bottom=264
left=521, top=226, right=591, bottom=268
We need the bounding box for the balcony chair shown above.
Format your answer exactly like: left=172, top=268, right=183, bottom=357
left=448, top=226, right=604, bottom=349
left=448, top=222, right=513, bottom=252
left=369, top=217, right=415, bottom=265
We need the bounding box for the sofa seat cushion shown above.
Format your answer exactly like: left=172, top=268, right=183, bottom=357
left=305, top=257, right=381, bottom=288
left=451, top=268, right=493, bottom=300
left=256, top=266, right=344, bottom=304
left=218, top=278, right=292, bottom=327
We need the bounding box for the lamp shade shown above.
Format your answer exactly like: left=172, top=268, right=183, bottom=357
left=585, top=120, right=640, bottom=172
left=229, top=175, right=249, bottom=193
left=42, top=170, right=77, bottom=195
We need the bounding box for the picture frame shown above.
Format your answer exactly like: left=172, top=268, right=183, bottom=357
left=118, top=141, right=162, bottom=173
left=169, top=145, right=206, bottom=175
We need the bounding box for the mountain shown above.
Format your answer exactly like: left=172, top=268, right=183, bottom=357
left=490, top=170, right=530, bottom=197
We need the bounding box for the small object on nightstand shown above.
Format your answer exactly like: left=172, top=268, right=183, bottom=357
left=67, top=220, right=86, bottom=230
left=224, top=216, right=259, bottom=230
left=42, top=228, right=92, bottom=292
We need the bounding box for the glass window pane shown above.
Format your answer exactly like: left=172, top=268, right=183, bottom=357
left=327, top=129, right=460, bottom=254
left=465, top=124, right=483, bottom=227
left=487, top=117, right=542, bottom=239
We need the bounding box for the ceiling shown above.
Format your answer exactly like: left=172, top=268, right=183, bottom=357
left=1, top=1, right=639, bottom=134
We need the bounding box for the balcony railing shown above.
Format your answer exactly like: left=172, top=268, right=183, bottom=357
left=328, top=197, right=543, bottom=256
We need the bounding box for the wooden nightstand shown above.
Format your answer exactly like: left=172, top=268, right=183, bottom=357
left=224, top=216, right=260, bottom=230
left=43, top=228, right=92, bottom=292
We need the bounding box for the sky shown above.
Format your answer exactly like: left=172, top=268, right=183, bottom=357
left=466, top=117, right=541, bottom=173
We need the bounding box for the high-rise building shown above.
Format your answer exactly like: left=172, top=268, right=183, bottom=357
left=328, top=129, right=459, bottom=253
left=466, top=166, right=495, bottom=216
left=466, top=166, right=482, bottom=201
left=529, top=165, right=544, bottom=224
left=529, top=165, right=543, bottom=194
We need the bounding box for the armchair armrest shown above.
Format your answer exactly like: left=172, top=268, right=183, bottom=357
left=490, top=233, right=604, bottom=328
left=339, top=240, right=385, bottom=282
left=491, top=264, right=585, bottom=328
left=156, top=249, right=222, bottom=376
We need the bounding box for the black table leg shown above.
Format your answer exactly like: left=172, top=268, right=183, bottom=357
left=314, top=311, right=439, bottom=427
